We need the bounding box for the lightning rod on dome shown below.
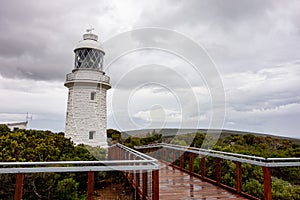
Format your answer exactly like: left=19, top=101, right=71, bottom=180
left=86, top=27, right=95, bottom=33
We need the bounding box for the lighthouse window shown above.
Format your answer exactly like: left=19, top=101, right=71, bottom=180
left=91, top=92, right=96, bottom=100
left=74, top=48, right=103, bottom=70
left=89, top=131, right=95, bottom=139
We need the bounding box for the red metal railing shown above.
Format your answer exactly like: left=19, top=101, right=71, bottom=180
left=136, top=143, right=300, bottom=200
left=109, top=144, right=159, bottom=200
left=0, top=144, right=159, bottom=200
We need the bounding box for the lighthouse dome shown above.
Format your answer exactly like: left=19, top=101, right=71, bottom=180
left=73, top=31, right=105, bottom=71
left=74, top=33, right=105, bottom=54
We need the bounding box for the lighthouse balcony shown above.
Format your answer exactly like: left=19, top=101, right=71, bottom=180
left=65, top=70, right=110, bottom=84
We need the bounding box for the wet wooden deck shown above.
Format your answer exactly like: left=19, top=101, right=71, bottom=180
left=159, top=162, right=249, bottom=200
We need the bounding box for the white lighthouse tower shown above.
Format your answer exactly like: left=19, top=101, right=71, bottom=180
left=64, top=30, right=111, bottom=148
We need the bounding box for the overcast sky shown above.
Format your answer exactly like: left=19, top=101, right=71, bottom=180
left=0, top=0, right=299, bottom=138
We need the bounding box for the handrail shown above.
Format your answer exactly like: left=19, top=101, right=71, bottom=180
left=0, top=160, right=156, bottom=166
left=115, top=143, right=157, bottom=161
left=0, top=143, right=159, bottom=174
left=135, top=143, right=300, bottom=167
left=0, top=165, right=156, bottom=174
left=3, top=143, right=160, bottom=200
left=65, top=72, right=110, bottom=83
left=136, top=143, right=300, bottom=200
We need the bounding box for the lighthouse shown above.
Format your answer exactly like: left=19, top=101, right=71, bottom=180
left=64, top=30, right=111, bottom=148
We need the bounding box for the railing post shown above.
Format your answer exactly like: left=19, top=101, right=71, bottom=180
left=129, top=154, right=133, bottom=180
left=165, top=148, right=168, bottom=162
left=107, top=147, right=110, bottom=160
left=142, top=172, right=148, bottom=200
left=133, top=156, right=139, bottom=200
left=201, top=157, right=206, bottom=177
left=152, top=170, right=159, bottom=200
left=216, top=158, right=221, bottom=183
left=180, top=152, right=184, bottom=169
left=126, top=151, right=130, bottom=178
left=189, top=153, right=194, bottom=173
left=113, top=146, right=116, bottom=159
left=135, top=169, right=140, bottom=198
left=119, top=145, right=124, bottom=160
left=14, top=173, right=24, bottom=200
left=172, top=149, right=175, bottom=164
left=122, top=148, right=125, bottom=160
left=109, top=146, right=113, bottom=160
left=158, top=148, right=164, bottom=160
left=87, top=171, right=94, bottom=200
left=236, top=161, right=242, bottom=193
left=263, top=167, right=272, bottom=200
left=136, top=171, right=140, bottom=186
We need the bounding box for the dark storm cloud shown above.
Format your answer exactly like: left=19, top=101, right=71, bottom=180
left=0, top=0, right=112, bottom=81
left=0, top=0, right=299, bottom=136
left=136, top=0, right=300, bottom=72
left=138, top=0, right=275, bottom=29
left=110, top=63, right=206, bottom=91
left=0, top=1, right=70, bottom=80
left=130, top=0, right=300, bottom=137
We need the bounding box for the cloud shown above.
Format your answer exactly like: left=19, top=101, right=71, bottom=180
left=0, top=75, right=67, bottom=131
left=135, top=0, right=300, bottom=73
left=222, top=61, right=300, bottom=137
left=224, top=61, right=300, bottom=111
left=0, top=0, right=120, bottom=81
left=0, top=0, right=299, bottom=137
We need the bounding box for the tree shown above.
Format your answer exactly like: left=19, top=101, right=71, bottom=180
left=0, top=124, right=10, bottom=136
left=107, top=129, right=121, bottom=138
left=56, top=178, right=79, bottom=200
left=243, top=134, right=255, bottom=145
left=0, top=128, right=105, bottom=199
left=242, top=179, right=264, bottom=199
left=107, top=129, right=122, bottom=143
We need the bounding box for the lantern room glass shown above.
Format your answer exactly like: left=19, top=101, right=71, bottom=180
left=74, top=48, right=104, bottom=71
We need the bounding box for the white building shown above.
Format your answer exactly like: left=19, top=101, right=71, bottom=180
left=64, top=31, right=111, bottom=148
left=0, top=121, right=28, bottom=131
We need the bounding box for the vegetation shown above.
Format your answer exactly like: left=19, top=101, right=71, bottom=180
left=123, top=130, right=300, bottom=199
left=122, top=131, right=162, bottom=148
left=1, top=124, right=299, bottom=199
left=107, top=129, right=122, bottom=144
left=0, top=125, right=106, bottom=200
left=213, top=133, right=300, bottom=199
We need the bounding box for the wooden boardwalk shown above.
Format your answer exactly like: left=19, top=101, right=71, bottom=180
left=159, top=162, right=249, bottom=200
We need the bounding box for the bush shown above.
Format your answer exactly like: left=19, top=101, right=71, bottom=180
left=242, top=179, right=264, bottom=199
left=57, top=178, right=79, bottom=200
left=272, top=178, right=300, bottom=200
